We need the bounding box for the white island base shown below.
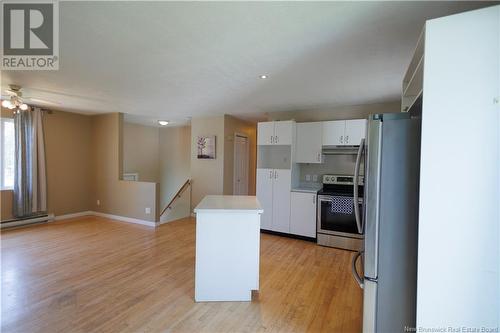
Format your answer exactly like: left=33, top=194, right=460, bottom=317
left=194, top=195, right=263, bottom=302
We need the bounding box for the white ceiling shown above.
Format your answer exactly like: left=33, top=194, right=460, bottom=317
left=1, top=1, right=494, bottom=124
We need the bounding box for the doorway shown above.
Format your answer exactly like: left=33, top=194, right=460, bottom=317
left=233, top=133, right=249, bottom=195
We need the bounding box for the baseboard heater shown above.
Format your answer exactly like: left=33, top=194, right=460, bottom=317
left=0, top=213, right=54, bottom=229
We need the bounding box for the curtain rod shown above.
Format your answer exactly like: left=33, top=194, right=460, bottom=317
left=7, top=107, right=53, bottom=114
left=29, top=106, right=53, bottom=114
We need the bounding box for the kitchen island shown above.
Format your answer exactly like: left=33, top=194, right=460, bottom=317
left=194, top=195, right=263, bottom=302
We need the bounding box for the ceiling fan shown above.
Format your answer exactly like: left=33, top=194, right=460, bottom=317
left=1, top=84, right=58, bottom=110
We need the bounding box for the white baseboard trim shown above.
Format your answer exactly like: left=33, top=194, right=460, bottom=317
left=48, top=210, right=157, bottom=228
left=54, top=211, right=92, bottom=221
left=91, top=211, right=157, bottom=227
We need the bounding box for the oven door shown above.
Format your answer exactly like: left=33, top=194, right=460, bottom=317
left=317, top=194, right=363, bottom=237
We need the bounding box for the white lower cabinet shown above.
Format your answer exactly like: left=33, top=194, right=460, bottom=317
left=290, top=192, right=317, bottom=238
left=256, top=168, right=291, bottom=232
left=256, top=169, right=274, bottom=230
left=271, top=169, right=291, bottom=233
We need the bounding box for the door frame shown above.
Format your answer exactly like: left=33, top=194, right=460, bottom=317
left=233, top=133, right=249, bottom=195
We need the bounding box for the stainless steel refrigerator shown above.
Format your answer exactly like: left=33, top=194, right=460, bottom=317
left=351, top=113, right=421, bottom=333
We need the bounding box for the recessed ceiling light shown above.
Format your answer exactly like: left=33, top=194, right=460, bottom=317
left=158, top=120, right=169, bottom=126
left=259, top=75, right=268, bottom=79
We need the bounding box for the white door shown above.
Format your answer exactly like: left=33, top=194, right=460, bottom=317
left=271, top=169, right=291, bottom=233
left=257, top=122, right=275, bottom=145
left=256, top=168, right=273, bottom=230
left=322, top=120, right=346, bottom=146
left=274, top=121, right=294, bottom=145
left=233, top=135, right=249, bottom=195
left=296, top=122, right=323, bottom=163
left=290, top=192, right=317, bottom=237
left=344, top=119, right=367, bottom=146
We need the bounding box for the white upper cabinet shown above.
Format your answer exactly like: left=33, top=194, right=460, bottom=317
left=322, top=119, right=366, bottom=146
left=257, top=122, right=275, bottom=145
left=274, top=121, right=294, bottom=145
left=322, top=120, right=345, bottom=146
left=296, top=122, right=323, bottom=163
left=344, top=119, right=367, bottom=146
left=257, top=121, right=295, bottom=145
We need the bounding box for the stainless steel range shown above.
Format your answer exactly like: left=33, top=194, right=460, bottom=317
left=317, top=174, right=364, bottom=251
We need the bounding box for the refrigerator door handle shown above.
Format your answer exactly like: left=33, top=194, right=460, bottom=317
left=353, top=138, right=365, bottom=234
left=351, top=251, right=364, bottom=289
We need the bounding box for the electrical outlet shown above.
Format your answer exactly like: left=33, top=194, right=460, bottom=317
left=305, top=174, right=311, bottom=181
left=145, top=207, right=151, bottom=215
left=312, top=174, right=318, bottom=182
left=97, top=199, right=100, bottom=206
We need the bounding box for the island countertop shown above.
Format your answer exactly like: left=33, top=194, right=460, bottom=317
left=194, top=195, right=263, bottom=214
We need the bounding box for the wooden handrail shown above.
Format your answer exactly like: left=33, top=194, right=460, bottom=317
left=160, top=179, right=191, bottom=216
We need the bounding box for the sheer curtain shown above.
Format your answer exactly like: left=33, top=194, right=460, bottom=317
left=13, top=107, right=47, bottom=218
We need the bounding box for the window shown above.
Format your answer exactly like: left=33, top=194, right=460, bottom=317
left=1, top=118, right=15, bottom=189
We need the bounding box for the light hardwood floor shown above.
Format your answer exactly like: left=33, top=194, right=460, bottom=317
left=1, top=216, right=362, bottom=333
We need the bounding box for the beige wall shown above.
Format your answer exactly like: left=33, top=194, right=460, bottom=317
left=267, top=101, right=400, bottom=122
left=123, top=122, right=160, bottom=182
left=159, top=125, right=191, bottom=207
left=189, top=114, right=257, bottom=209
left=190, top=115, right=225, bottom=208
left=45, top=110, right=93, bottom=216
left=1, top=190, right=14, bottom=221
left=1, top=109, right=93, bottom=220
left=223, top=115, right=257, bottom=196
left=159, top=125, right=191, bottom=222
left=90, top=113, right=158, bottom=222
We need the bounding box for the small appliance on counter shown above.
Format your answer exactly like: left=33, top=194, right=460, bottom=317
left=317, top=174, right=364, bottom=251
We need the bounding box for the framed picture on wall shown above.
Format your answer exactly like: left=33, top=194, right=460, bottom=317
left=197, top=135, right=216, bottom=159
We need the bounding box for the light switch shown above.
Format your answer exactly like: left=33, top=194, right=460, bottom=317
left=312, top=175, right=318, bottom=182
left=305, top=174, right=311, bottom=181
left=145, top=207, right=151, bottom=215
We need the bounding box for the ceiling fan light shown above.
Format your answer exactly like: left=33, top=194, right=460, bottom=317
left=1, top=100, right=12, bottom=108
left=19, top=103, right=29, bottom=111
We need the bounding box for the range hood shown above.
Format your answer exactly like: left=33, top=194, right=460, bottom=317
left=322, top=145, right=359, bottom=155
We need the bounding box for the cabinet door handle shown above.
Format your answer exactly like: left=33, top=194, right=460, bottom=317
left=345, top=135, right=349, bottom=144
left=275, top=135, right=278, bottom=144
left=271, top=135, right=274, bottom=144
left=317, top=153, right=321, bottom=162
left=269, top=170, right=273, bottom=179
left=274, top=170, right=277, bottom=179
left=313, top=195, right=316, bottom=204
left=340, top=135, right=343, bottom=144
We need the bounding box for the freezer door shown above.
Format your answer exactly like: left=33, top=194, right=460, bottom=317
left=364, top=116, right=382, bottom=279
left=363, top=279, right=377, bottom=333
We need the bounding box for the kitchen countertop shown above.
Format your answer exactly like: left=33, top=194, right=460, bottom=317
left=194, top=195, right=263, bottom=214
left=291, top=183, right=322, bottom=194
